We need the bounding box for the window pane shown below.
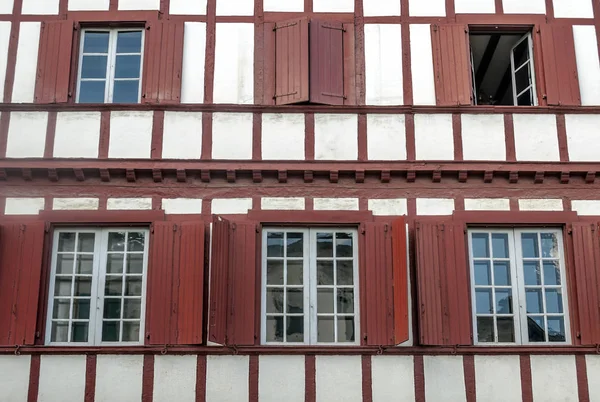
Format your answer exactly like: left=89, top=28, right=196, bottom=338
left=126, top=254, right=144, bottom=274
left=337, top=289, right=354, bottom=314
left=266, top=289, right=283, bottom=314
left=477, top=317, right=494, bottom=342
left=83, top=31, right=110, bottom=53
left=540, top=233, right=559, bottom=258
left=317, top=317, right=334, bottom=342
left=125, top=277, right=143, bottom=296
left=266, top=260, right=283, bottom=285
left=317, top=261, right=334, bottom=285
left=105, top=276, right=123, bottom=296
left=108, top=232, right=126, bottom=251
left=526, top=289, right=543, bottom=314
left=337, top=260, right=353, bottom=286
left=547, top=317, right=566, bottom=342
left=115, top=55, right=141, bottom=79
left=286, top=289, right=303, bottom=313
left=337, top=317, right=355, bottom=342
left=317, top=289, right=334, bottom=314
left=493, top=261, right=511, bottom=286
left=52, top=299, right=71, bottom=319
left=51, top=321, right=69, bottom=342
left=528, top=316, right=546, bottom=342
left=475, top=289, right=493, bottom=314
left=112, top=80, right=140, bottom=103
left=497, top=317, right=515, bottom=342
left=102, top=321, right=119, bottom=342
left=76, top=255, right=94, bottom=275
left=474, top=261, right=491, bottom=285
left=123, top=299, right=141, bottom=319
left=78, top=233, right=95, bottom=252
left=317, top=233, right=333, bottom=257
left=78, top=80, right=106, bottom=103
left=517, top=90, right=533, bottom=106
left=286, top=233, right=303, bottom=258
left=514, top=63, right=531, bottom=93
left=545, top=289, right=563, bottom=314
left=266, top=233, right=283, bottom=257
left=491, top=233, right=509, bottom=258
left=471, top=233, right=489, bottom=258
left=127, top=232, right=145, bottom=252
left=54, top=277, right=72, bottom=296
left=521, top=233, right=539, bottom=258
left=56, top=254, right=74, bottom=274
left=116, top=31, right=142, bottom=53
left=287, top=260, right=303, bottom=285
left=543, top=261, right=561, bottom=286
left=523, top=261, right=541, bottom=285
left=58, top=232, right=76, bottom=252
left=513, top=39, right=529, bottom=66
left=81, top=55, right=108, bottom=79
left=122, top=322, right=140, bottom=342
left=107, top=254, right=124, bottom=274
left=335, top=233, right=353, bottom=257
left=495, top=289, right=513, bottom=314
left=73, top=299, right=90, bottom=319
left=103, top=299, right=121, bottom=319
left=265, top=316, right=283, bottom=342
left=286, top=316, right=304, bottom=342
left=71, top=322, right=88, bottom=343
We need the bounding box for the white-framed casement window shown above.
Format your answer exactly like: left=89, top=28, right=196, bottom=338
left=46, top=228, right=149, bottom=345
left=468, top=228, right=570, bottom=345
left=510, top=32, right=537, bottom=106
left=261, top=228, right=360, bottom=345
left=77, top=28, right=144, bottom=103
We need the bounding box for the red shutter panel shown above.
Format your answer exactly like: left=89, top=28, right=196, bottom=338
left=540, top=25, right=581, bottom=106
left=208, top=216, right=230, bottom=345
left=35, top=21, right=73, bottom=103
left=0, top=222, right=45, bottom=346
left=273, top=18, right=309, bottom=105
left=570, top=222, right=600, bottom=345
left=392, top=217, right=409, bottom=344
left=309, top=19, right=346, bottom=105
left=431, top=24, right=472, bottom=106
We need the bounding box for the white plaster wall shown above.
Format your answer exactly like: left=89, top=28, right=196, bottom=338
left=572, top=200, right=600, bottom=216
left=530, top=355, right=578, bottom=402
left=455, top=0, right=495, bottom=13
left=314, top=114, right=358, bottom=160
left=212, top=112, right=253, bottom=159
left=316, top=356, right=361, bottom=402
left=264, top=0, right=303, bottom=11
left=6, top=111, right=47, bottom=157
left=38, top=355, right=86, bottom=402
left=364, top=0, right=401, bottom=16
left=0, top=0, right=14, bottom=13
left=372, top=356, right=414, bottom=402
left=262, top=113, right=305, bottom=160
left=213, top=23, right=253, bottom=104
left=53, top=198, right=99, bottom=210
left=261, top=197, right=305, bottom=210
left=461, top=114, right=506, bottom=161
left=502, top=0, right=545, bottom=13
left=54, top=112, right=101, bottom=158
left=154, top=355, right=196, bottom=402
left=513, top=114, right=560, bottom=161
left=22, top=0, right=59, bottom=14
left=474, top=355, right=521, bottom=402
left=518, top=199, right=563, bottom=211
left=181, top=22, right=206, bottom=102
left=216, top=0, right=253, bottom=15
left=162, top=198, right=203, bottom=214
left=162, top=112, right=202, bottom=159
left=212, top=198, right=252, bottom=214
left=95, top=355, right=143, bottom=402
left=464, top=198, right=510, bottom=211
left=313, top=0, right=353, bottom=12
left=0, top=22, right=12, bottom=99
left=424, top=356, right=466, bottom=402
left=118, top=0, right=159, bottom=10
left=415, top=114, right=453, bottom=160
left=416, top=198, right=454, bottom=215
left=68, top=0, right=110, bottom=11
left=171, top=0, right=206, bottom=14
left=206, top=355, right=249, bottom=402
left=5, top=197, right=44, bottom=215
left=573, top=26, right=600, bottom=106
left=107, top=198, right=152, bottom=210
left=553, top=0, right=593, bottom=18
left=367, top=114, right=406, bottom=160
left=314, top=198, right=359, bottom=211
left=410, top=25, right=436, bottom=105
left=259, top=355, right=304, bottom=402
left=587, top=355, right=600, bottom=402
left=566, top=115, right=600, bottom=161
left=368, top=199, right=408, bottom=216
left=108, top=111, right=153, bottom=158
left=12, top=22, right=40, bottom=103
left=365, top=24, right=403, bottom=105
left=0, top=355, right=30, bottom=402
left=409, top=0, right=445, bottom=16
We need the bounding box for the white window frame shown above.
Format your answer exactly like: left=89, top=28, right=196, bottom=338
left=45, top=227, right=150, bottom=346
left=260, top=227, right=360, bottom=346
left=510, top=32, right=538, bottom=106
left=469, top=228, right=570, bottom=346
left=76, top=28, right=145, bottom=104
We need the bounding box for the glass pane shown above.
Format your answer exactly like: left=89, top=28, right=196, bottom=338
left=126, top=254, right=144, bottom=274
left=528, top=316, right=546, bottom=342
left=71, top=322, right=88, bottom=342
left=513, top=38, right=529, bottom=66
left=123, top=299, right=141, bottom=319
left=78, top=80, right=105, bottom=103
left=514, top=63, right=531, bottom=93
left=51, top=321, right=69, bottom=342
left=81, top=55, right=107, bottom=79
left=521, top=233, right=539, bottom=258
left=103, top=298, right=121, bottom=319
left=122, top=322, right=140, bottom=342
left=540, top=233, right=559, bottom=258
left=317, top=317, right=334, bottom=343
left=75, top=233, right=95, bottom=253
left=517, top=89, right=533, bottom=106
left=116, top=31, right=142, bottom=53
left=475, top=289, right=493, bottom=314
left=58, top=232, right=76, bottom=252
left=83, top=31, right=109, bottom=53
left=125, top=277, right=143, bottom=296
left=286, top=232, right=303, bottom=258
left=266, top=260, right=283, bottom=285
left=76, top=255, right=94, bottom=275
left=493, top=261, right=511, bottom=286
left=112, top=80, right=140, bottom=103
left=73, top=299, right=90, bottom=319
left=523, top=261, right=541, bottom=286
left=317, top=289, right=334, bottom=314
left=105, top=276, right=123, bottom=296
left=286, top=316, right=304, bottom=342
left=316, top=233, right=333, bottom=257
left=108, top=232, right=126, bottom=251
left=335, top=232, right=353, bottom=257
left=317, top=261, right=334, bottom=285
left=495, top=289, right=513, bottom=314
left=474, top=261, right=491, bottom=285
left=265, top=316, right=283, bottom=342
left=337, top=317, right=355, bottom=342
left=543, top=261, right=561, bottom=286
left=337, top=289, right=354, bottom=313
left=497, top=317, right=515, bottom=343
left=526, top=289, right=543, bottom=314
left=286, top=289, right=303, bottom=314
left=471, top=233, right=489, bottom=258
left=477, top=317, right=494, bottom=343
left=545, top=289, right=563, bottom=314
left=107, top=254, right=124, bottom=274
left=337, top=260, right=354, bottom=286
left=115, top=55, right=141, bottom=79
left=54, top=277, right=72, bottom=296
left=267, top=233, right=284, bottom=257
left=102, top=321, right=119, bottom=342
left=56, top=254, right=74, bottom=274
left=492, top=233, right=509, bottom=258
left=127, top=232, right=145, bottom=252
left=287, top=260, right=303, bottom=285
left=266, top=288, right=283, bottom=314
left=547, top=317, right=566, bottom=342
left=52, top=299, right=70, bottom=319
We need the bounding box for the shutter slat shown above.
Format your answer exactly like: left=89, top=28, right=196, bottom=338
left=273, top=18, right=309, bottom=105
left=208, top=216, right=230, bottom=345
left=431, top=24, right=471, bottom=106
left=541, top=25, right=581, bottom=106
left=392, top=217, right=409, bottom=344
left=35, top=21, right=73, bottom=103
left=310, top=19, right=345, bottom=105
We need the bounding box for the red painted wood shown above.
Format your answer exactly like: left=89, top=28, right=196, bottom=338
left=249, top=355, right=259, bottom=402
left=576, top=354, right=590, bottom=402
left=401, top=13, right=413, bottom=105
left=361, top=355, right=372, bottom=402
left=413, top=355, right=425, bottom=402
left=453, top=113, right=463, bottom=160
left=208, top=216, right=229, bottom=345
left=310, top=19, right=345, bottom=105
left=463, top=355, right=476, bottom=402
left=84, top=355, right=97, bottom=402
left=39, top=210, right=165, bottom=224
left=273, top=18, right=309, bottom=105
left=305, top=355, right=316, bottom=402
left=248, top=210, right=373, bottom=224
left=35, top=21, right=73, bottom=103
left=27, top=355, right=40, bottom=402
left=556, top=113, right=570, bottom=162
left=304, top=113, right=314, bottom=160
left=392, top=217, right=409, bottom=344
left=343, top=22, right=356, bottom=105
left=43, top=112, right=57, bottom=158
left=196, top=355, right=207, bottom=402
left=520, top=355, right=533, bottom=402
left=142, top=354, right=154, bottom=402
left=453, top=211, right=578, bottom=225
left=150, top=111, right=164, bottom=159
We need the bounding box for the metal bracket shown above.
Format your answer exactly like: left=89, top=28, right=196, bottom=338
left=273, top=91, right=298, bottom=99
left=273, top=22, right=298, bottom=31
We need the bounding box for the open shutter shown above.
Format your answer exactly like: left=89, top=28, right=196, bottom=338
left=540, top=24, right=581, bottom=106
left=273, top=18, right=309, bottom=105
left=35, top=21, right=73, bottom=103
left=416, top=221, right=472, bottom=345
left=431, top=24, right=472, bottom=106
left=570, top=222, right=600, bottom=345
left=142, top=20, right=185, bottom=104
left=309, top=19, right=346, bottom=105
left=0, top=222, right=45, bottom=346
left=392, top=217, right=409, bottom=344
left=208, top=216, right=229, bottom=344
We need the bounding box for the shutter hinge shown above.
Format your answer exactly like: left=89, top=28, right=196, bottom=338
left=255, top=224, right=259, bottom=233
left=384, top=224, right=388, bottom=232
left=273, top=21, right=298, bottom=31
left=44, top=222, right=50, bottom=233
left=322, top=24, right=346, bottom=32
left=173, top=223, right=178, bottom=232
left=150, top=223, right=154, bottom=234
left=321, top=92, right=347, bottom=99
left=273, top=91, right=298, bottom=99
left=567, top=225, right=573, bottom=235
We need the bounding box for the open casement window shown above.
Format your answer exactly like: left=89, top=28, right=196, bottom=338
left=510, top=33, right=538, bottom=106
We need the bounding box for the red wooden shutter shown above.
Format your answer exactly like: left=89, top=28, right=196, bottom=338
left=540, top=24, right=581, bottom=106
left=0, top=222, right=45, bottom=346
left=392, top=217, right=409, bottom=344
left=309, top=19, right=346, bottom=105
left=208, top=216, right=229, bottom=345
left=35, top=21, right=74, bottom=103
left=431, top=24, right=472, bottom=106
left=142, top=21, right=185, bottom=104
left=415, top=221, right=472, bottom=345
left=273, top=18, right=309, bottom=105
left=570, top=222, right=600, bottom=345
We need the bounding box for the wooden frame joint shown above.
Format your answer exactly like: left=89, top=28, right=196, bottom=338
left=200, top=170, right=210, bottom=182
left=278, top=170, right=287, bottom=183
left=226, top=170, right=236, bottom=183
left=126, top=169, right=136, bottom=182
left=560, top=171, right=570, bottom=184
left=304, top=170, right=313, bottom=183
left=432, top=170, right=442, bottom=183
left=152, top=168, right=162, bottom=183
left=73, top=168, right=85, bottom=181
left=381, top=170, right=391, bottom=183
left=585, top=171, right=596, bottom=184
left=483, top=171, right=494, bottom=183
left=509, top=171, right=518, bottom=183
left=406, top=170, right=416, bottom=183
left=329, top=170, right=339, bottom=183
left=355, top=170, right=365, bottom=183
left=458, top=171, right=468, bottom=183
left=99, top=168, right=110, bottom=182
left=252, top=170, right=263, bottom=183
left=176, top=169, right=186, bottom=182
left=48, top=168, right=58, bottom=182
left=534, top=171, right=544, bottom=184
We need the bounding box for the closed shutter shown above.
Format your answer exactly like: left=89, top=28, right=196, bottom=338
left=35, top=21, right=74, bottom=103
left=0, top=222, right=45, bottom=345
left=142, top=21, right=185, bottom=104
left=570, top=222, right=600, bottom=345
left=431, top=24, right=472, bottom=106
left=273, top=18, right=309, bottom=105
left=540, top=24, right=581, bottom=106
left=415, top=221, right=471, bottom=345
left=309, top=19, right=346, bottom=105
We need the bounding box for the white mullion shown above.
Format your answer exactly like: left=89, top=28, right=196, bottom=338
left=107, top=30, right=117, bottom=103
left=96, top=229, right=109, bottom=345
left=507, top=231, right=521, bottom=344
left=527, top=33, right=538, bottom=106
left=332, top=231, right=338, bottom=344
left=352, top=230, right=359, bottom=344
left=536, top=233, right=549, bottom=342
left=120, top=230, right=129, bottom=342
left=310, top=230, right=318, bottom=344
left=138, top=229, right=149, bottom=344
left=89, top=229, right=103, bottom=345
left=488, top=233, right=499, bottom=342
left=282, top=232, right=287, bottom=343
left=303, top=230, right=310, bottom=345
left=67, top=233, right=79, bottom=342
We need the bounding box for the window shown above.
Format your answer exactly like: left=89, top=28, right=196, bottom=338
left=77, top=28, right=144, bottom=103
left=46, top=228, right=149, bottom=345
left=261, top=228, right=359, bottom=345
left=468, top=229, right=570, bottom=345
